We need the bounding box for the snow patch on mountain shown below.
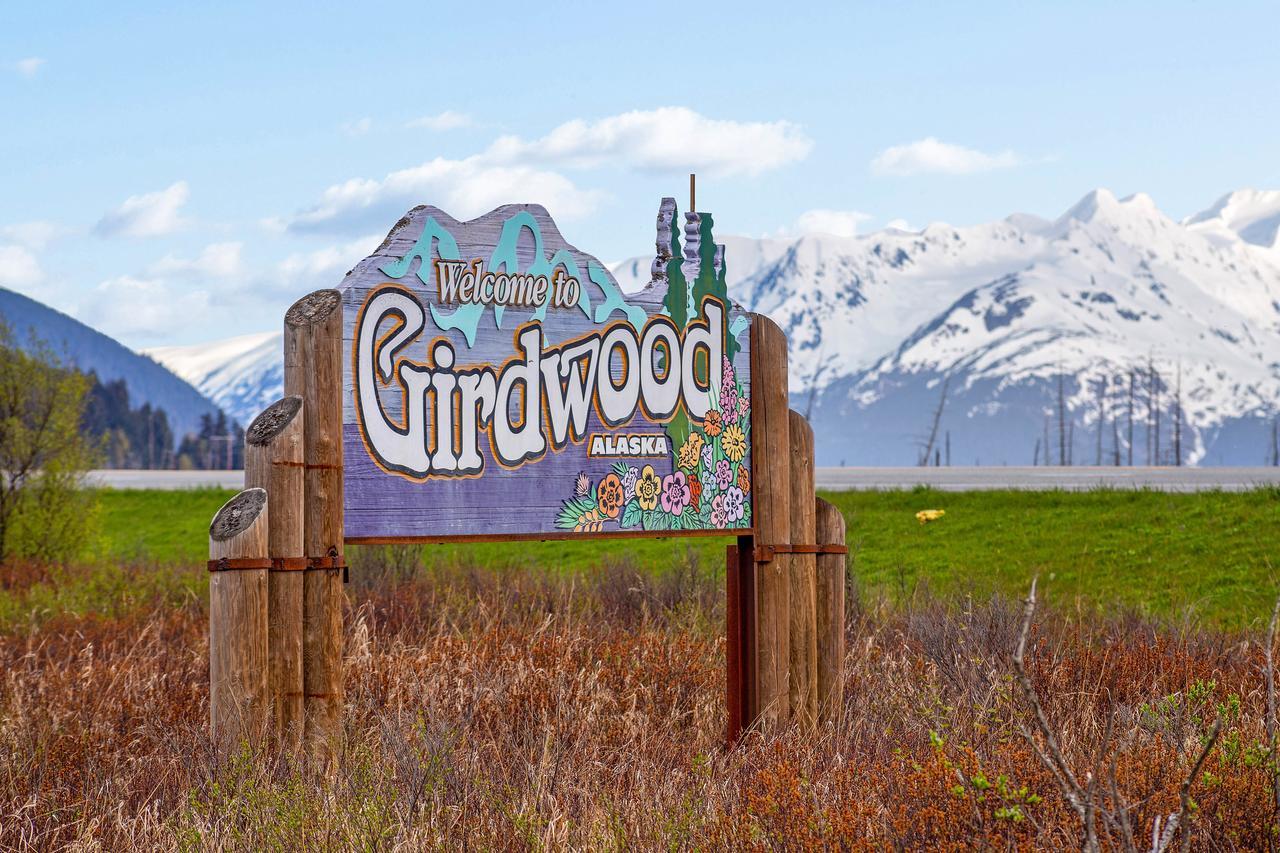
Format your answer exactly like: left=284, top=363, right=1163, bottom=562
left=145, top=331, right=283, bottom=426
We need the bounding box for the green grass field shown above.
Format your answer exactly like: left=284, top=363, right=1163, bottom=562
left=4, top=486, right=1276, bottom=630
left=80, top=485, right=1280, bottom=628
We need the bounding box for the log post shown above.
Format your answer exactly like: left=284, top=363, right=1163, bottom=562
left=284, top=289, right=344, bottom=757
left=748, top=314, right=791, bottom=731
left=244, top=395, right=305, bottom=754
left=787, top=410, right=818, bottom=731
left=208, top=488, right=270, bottom=750
left=815, top=497, right=847, bottom=725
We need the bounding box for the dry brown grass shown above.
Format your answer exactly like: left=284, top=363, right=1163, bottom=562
left=1, top=550, right=1276, bottom=850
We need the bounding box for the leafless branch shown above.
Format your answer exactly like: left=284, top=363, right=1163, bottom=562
left=1012, top=577, right=1098, bottom=849
left=1267, top=593, right=1280, bottom=822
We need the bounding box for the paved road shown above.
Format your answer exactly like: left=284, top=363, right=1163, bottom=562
left=814, top=466, right=1280, bottom=492
left=88, top=470, right=245, bottom=490
left=87, top=466, right=1280, bottom=492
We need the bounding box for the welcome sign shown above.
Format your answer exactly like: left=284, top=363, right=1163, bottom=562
left=339, top=199, right=753, bottom=541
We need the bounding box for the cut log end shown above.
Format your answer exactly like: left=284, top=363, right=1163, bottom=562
left=285, top=289, right=341, bottom=327
left=210, top=488, right=268, bottom=541
left=247, top=396, right=303, bottom=446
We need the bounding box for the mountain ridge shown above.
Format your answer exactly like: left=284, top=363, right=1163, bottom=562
left=0, top=285, right=223, bottom=440
left=144, top=187, right=1280, bottom=465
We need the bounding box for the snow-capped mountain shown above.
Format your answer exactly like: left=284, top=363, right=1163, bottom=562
left=149, top=188, right=1280, bottom=465
left=743, top=189, right=1280, bottom=465
left=144, top=331, right=283, bottom=428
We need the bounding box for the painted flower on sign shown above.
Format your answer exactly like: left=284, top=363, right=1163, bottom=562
left=661, top=471, right=691, bottom=515
left=703, top=409, right=723, bottom=437
left=721, top=424, right=747, bottom=463
left=715, top=459, right=733, bottom=491
left=689, top=475, right=703, bottom=511
left=621, top=466, right=639, bottom=502
left=721, top=486, right=746, bottom=523
left=737, top=465, right=750, bottom=495
left=597, top=473, right=624, bottom=519
left=710, top=494, right=726, bottom=528
left=701, top=444, right=714, bottom=473
left=636, top=464, right=662, bottom=510
left=677, top=433, right=704, bottom=472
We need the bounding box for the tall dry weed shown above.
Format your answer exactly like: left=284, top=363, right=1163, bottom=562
left=0, top=555, right=1274, bottom=850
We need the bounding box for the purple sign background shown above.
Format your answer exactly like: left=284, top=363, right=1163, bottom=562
left=340, top=199, right=752, bottom=541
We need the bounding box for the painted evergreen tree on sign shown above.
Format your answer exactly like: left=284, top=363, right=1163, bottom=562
left=555, top=198, right=751, bottom=534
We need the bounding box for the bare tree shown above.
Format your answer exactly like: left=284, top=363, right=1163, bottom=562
left=1151, top=357, right=1161, bottom=466
left=1127, top=370, right=1136, bottom=466
left=945, top=430, right=951, bottom=467
left=1264, top=412, right=1274, bottom=466
left=1172, top=362, right=1182, bottom=467
left=917, top=374, right=950, bottom=467
left=1044, top=417, right=1052, bottom=467
left=1057, top=371, right=1067, bottom=466
left=1096, top=376, right=1107, bottom=466
left=1033, top=437, right=1041, bottom=466
left=1013, top=578, right=1224, bottom=852
left=1112, top=417, right=1122, bottom=466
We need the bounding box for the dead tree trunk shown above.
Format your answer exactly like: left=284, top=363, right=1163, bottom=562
left=918, top=375, right=950, bottom=467
left=1127, top=370, right=1135, bottom=466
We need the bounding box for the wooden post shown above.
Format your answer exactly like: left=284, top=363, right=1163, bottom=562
left=244, top=395, right=305, bottom=754
left=787, top=410, right=818, bottom=730
left=208, top=488, right=269, bottom=750
left=815, top=497, right=847, bottom=725
left=284, top=289, right=344, bottom=757
left=748, top=314, right=791, bottom=731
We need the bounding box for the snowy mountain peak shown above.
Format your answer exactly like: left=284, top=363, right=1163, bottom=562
left=1185, top=188, right=1280, bottom=249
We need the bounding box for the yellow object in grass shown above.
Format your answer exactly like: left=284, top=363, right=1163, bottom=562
left=916, top=509, right=945, bottom=524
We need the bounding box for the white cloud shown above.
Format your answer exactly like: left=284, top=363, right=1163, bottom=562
left=486, top=107, right=812, bottom=177
left=407, top=110, right=473, bottom=131
left=870, top=137, right=1019, bottom=176
left=792, top=209, right=873, bottom=238
left=0, top=245, right=44, bottom=292
left=148, top=242, right=243, bottom=279
left=287, top=158, right=605, bottom=234
left=885, top=218, right=917, bottom=232
left=14, top=57, right=45, bottom=77
left=0, top=221, right=66, bottom=250
left=284, top=107, right=810, bottom=234
left=341, top=117, right=372, bottom=137
left=274, top=234, right=382, bottom=292
left=94, top=181, right=190, bottom=237
left=77, top=274, right=211, bottom=343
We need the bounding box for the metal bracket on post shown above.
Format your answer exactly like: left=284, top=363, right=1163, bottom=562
left=753, top=544, right=849, bottom=562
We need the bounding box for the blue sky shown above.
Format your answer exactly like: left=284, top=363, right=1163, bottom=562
left=3, top=1, right=1277, bottom=348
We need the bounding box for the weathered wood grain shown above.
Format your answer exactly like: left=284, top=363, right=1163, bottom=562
left=788, top=410, right=818, bottom=731
left=244, top=395, right=304, bottom=755
left=285, top=291, right=344, bottom=760
left=208, top=488, right=269, bottom=751
left=749, top=314, right=790, bottom=731
left=815, top=497, right=847, bottom=725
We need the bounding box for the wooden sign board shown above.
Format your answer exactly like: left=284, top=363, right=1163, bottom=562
left=339, top=199, right=753, bottom=542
